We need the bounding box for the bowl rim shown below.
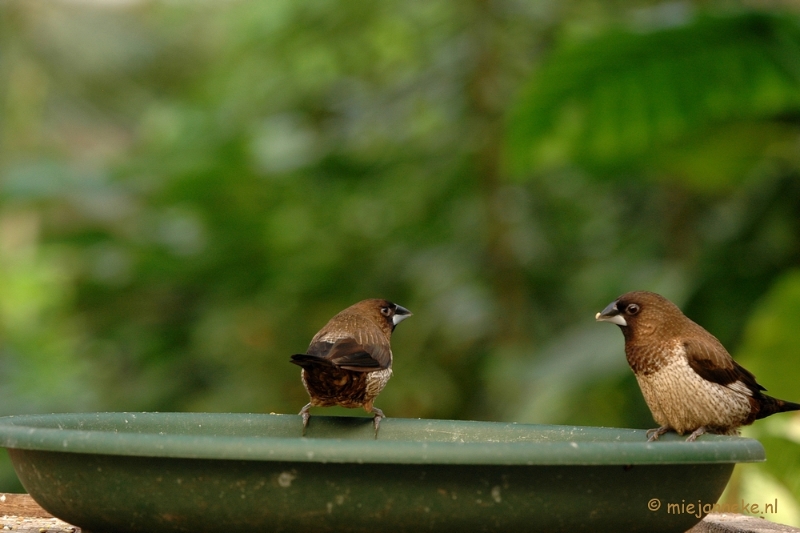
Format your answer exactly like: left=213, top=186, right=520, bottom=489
left=0, top=412, right=766, bottom=466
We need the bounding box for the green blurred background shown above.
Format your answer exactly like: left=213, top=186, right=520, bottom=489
left=1, top=0, right=800, bottom=524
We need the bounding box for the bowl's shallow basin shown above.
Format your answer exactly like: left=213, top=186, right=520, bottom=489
left=0, top=413, right=765, bottom=533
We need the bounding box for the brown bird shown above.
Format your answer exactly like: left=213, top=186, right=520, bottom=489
left=290, top=299, right=412, bottom=436
left=596, top=291, right=800, bottom=442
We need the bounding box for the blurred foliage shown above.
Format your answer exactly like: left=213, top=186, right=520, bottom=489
left=0, top=0, right=799, bottom=524
left=508, top=12, right=800, bottom=188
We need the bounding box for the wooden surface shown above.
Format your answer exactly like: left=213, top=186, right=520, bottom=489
left=0, top=494, right=52, bottom=518
left=0, top=494, right=78, bottom=532
left=2, top=493, right=799, bottom=532
left=689, top=513, right=800, bottom=533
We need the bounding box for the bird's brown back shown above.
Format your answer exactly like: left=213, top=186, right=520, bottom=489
left=308, top=299, right=399, bottom=369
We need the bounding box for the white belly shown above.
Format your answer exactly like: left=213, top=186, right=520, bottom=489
left=636, top=357, right=751, bottom=435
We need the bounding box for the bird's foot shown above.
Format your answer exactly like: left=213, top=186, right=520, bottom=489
left=372, top=407, right=385, bottom=439
left=646, top=426, right=671, bottom=442
left=685, top=427, right=707, bottom=442
left=299, top=403, right=312, bottom=436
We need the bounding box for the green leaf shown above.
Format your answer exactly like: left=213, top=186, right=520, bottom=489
left=507, top=13, right=800, bottom=189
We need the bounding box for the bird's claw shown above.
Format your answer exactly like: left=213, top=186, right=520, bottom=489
left=646, top=426, right=670, bottom=442
left=685, top=427, right=707, bottom=442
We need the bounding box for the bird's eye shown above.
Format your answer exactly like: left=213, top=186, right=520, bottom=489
left=625, top=304, right=640, bottom=315
left=380, top=306, right=392, bottom=317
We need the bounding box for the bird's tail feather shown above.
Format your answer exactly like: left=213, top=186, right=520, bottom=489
left=778, top=400, right=800, bottom=412
left=757, top=395, right=800, bottom=420
left=290, top=353, right=334, bottom=368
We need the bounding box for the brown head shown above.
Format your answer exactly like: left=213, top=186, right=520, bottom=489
left=595, top=291, right=694, bottom=342
left=327, top=298, right=412, bottom=337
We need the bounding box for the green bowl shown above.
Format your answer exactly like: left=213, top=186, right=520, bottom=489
left=0, top=413, right=764, bottom=533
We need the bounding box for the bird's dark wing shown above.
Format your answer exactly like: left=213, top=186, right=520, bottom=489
left=305, top=337, right=391, bottom=372
left=683, top=337, right=766, bottom=394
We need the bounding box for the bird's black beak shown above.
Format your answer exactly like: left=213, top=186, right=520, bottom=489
left=595, top=300, right=627, bottom=326
left=392, top=305, right=412, bottom=326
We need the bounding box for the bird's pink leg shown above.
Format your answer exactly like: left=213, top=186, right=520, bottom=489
left=371, top=407, right=385, bottom=439
left=299, top=403, right=312, bottom=435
